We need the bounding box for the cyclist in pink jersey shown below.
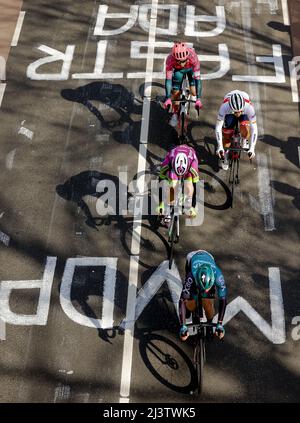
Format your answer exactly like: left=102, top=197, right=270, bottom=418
left=157, top=144, right=200, bottom=224
left=163, top=42, right=203, bottom=128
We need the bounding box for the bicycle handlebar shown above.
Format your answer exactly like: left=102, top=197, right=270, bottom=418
left=187, top=322, right=218, bottom=329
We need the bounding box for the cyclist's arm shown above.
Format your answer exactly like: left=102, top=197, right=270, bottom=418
left=190, top=164, right=200, bottom=184
left=249, top=120, right=258, bottom=152
left=179, top=272, right=194, bottom=325
left=215, top=118, right=224, bottom=150
left=165, top=55, right=174, bottom=99
left=194, top=78, right=202, bottom=99
left=246, top=104, right=258, bottom=152
left=217, top=297, right=227, bottom=323
left=191, top=49, right=202, bottom=99
left=216, top=272, right=227, bottom=323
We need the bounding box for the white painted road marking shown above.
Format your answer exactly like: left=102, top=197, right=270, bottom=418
left=298, top=146, right=300, bottom=167
left=281, top=0, right=290, bottom=26
left=11, top=11, right=26, bottom=47
left=0, top=318, right=6, bottom=341
left=120, top=261, right=182, bottom=330
left=0, top=231, right=10, bottom=246
left=0, top=257, right=56, bottom=326
left=222, top=268, right=285, bottom=344
left=0, top=83, right=6, bottom=107
left=289, top=60, right=300, bottom=103
left=257, top=153, right=276, bottom=231
left=6, top=149, right=17, bottom=170
left=119, top=0, right=158, bottom=403
left=60, top=257, right=117, bottom=329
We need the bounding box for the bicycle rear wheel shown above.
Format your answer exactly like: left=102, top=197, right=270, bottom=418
left=229, top=158, right=236, bottom=208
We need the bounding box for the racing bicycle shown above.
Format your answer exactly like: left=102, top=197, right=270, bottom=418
left=167, top=181, right=184, bottom=269
left=168, top=74, right=200, bottom=144
left=186, top=302, right=217, bottom=395
left=223, top=121, right=248, bottom=207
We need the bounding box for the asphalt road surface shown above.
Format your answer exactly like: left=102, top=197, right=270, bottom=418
left=0, top=0, right=299, bottom=404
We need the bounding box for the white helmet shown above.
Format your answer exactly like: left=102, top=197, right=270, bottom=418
left=229, top=92, right=245, bottom=112
left=173, top=152, right=189, bottom=176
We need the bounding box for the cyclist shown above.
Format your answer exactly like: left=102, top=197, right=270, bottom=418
left=179, top=250, right=227, bottom=342
left=215, top=90, right=258, bottom=170
left=157, top=144, right=199, bottom=223
left=163, top=42, right=203, bottom=128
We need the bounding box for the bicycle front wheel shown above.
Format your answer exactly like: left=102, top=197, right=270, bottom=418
left=195, top=337, right=204, bottom=395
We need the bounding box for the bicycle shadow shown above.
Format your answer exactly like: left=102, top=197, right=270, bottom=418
left=133, top=291, right=193, bottom=394
left=187, top=120, right=219, bottom=172
left=56, top=170, right=130, bottom=230
left=61, top=81, right=177, bottom=169
left=262, top=135, right=300, bottom=170
left=271, top=180, right=300, bottom=211
left=137, top=329, right=197, bottom=395
left=61, top=81, right=141, bottom=128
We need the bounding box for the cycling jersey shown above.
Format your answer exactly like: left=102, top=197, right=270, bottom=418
left=159, top=145, right=199, bottom=184
left=180, top=250, right=227, bottom=323
left=165, top=47, right=202, bottom=99
left=215, top=90, right=258, bottom=152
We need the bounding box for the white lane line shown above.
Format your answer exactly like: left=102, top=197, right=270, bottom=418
left=281, top=0, right=290, bottom=26
left=289, top=60, right=299, bottom=103
left=0, top=83, right=6, bottom=107
left=119, top=0, right=158, bottom=403
left=241, top=0, right=265, bottom=134
left=11, top=11, right=26, bottom=47
left=257, top=153, right=276, bottom=231
left=53, top=384, right=71, bottom=403
left=0, top=230, right=10, bottom=246
left=6, top=149, right=17, bottom=170
left=241, top=1, right=276, bottom=231
left=0, top=319, right=6, bottom=341
left=268, top=267, right=285, bottom=343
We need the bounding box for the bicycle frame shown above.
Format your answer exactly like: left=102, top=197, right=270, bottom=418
left=168, top=179, right=185, bottom=269
left=170, top=74, right=194, bottom=144
left=186, top=297, right=217, bottom=395
left=226, top=123, right=242, bottom=207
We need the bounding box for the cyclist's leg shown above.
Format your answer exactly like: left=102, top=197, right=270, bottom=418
left=202, top=295, right=215, bottom=341
left=223, top=114, right=236, bottom=149
left=183, top=179, right=195, bottom=216
left=202, top=298, right=215, bottom=320
left=239, top=113, right=250, bottom=149
left=172, top=70, right=184, bottom=114
left=162, top=176, right=177, bottom=225
left=187, top=71, right=196, bottom=98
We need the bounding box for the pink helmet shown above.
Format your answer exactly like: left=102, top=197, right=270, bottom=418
left=172, top=42, right=189, bottom=61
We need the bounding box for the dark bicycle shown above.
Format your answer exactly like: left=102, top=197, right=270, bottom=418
left=224, top=121, right=246, bottom=207
left=154, top=178, right=186, bottom=269
left=169, top=74, right=200, bottom=145
left=186, top=302, right=218, bottom=395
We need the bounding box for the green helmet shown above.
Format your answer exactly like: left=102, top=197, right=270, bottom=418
left=196, top=264, right=215, bottom=292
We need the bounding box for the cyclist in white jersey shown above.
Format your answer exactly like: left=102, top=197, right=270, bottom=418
left=215, top=90, right=258, bottom=170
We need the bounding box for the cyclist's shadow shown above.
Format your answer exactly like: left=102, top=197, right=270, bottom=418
left=136, top=325, right=197, bottom=395
left=187, top=120, right=220, bottom=172
left=132, top=293, right=197, bottom=395
left=55, top=170, right=129, bottom=230
left=61, top=81, right=177, bottom=167
left=61, top=81, right=141, bottom=129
